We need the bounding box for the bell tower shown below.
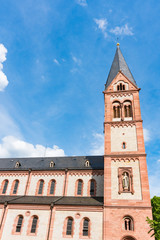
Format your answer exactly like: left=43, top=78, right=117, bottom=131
left=103, top=44, right=153, bottom=240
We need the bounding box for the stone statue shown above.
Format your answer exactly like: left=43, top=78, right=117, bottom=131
left=122, top=172, right=129, bottom=190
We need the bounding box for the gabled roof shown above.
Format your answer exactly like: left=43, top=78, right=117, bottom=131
left=0, top=155, right=104, bottom=171
left=105, top=44, right=137, bottom=89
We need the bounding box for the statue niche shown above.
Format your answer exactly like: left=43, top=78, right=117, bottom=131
left=118, top=167, right=134, bottom=194
left=122, top=172, right=130, bottom=191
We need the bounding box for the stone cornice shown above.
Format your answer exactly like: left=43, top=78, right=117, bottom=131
left=104, top=153, right=146, bottom=158
left=104, top=120, right=143, bottom=125
left=103, top=88, right=141, bottom=95
left=103, top=205, right=152, bottom=209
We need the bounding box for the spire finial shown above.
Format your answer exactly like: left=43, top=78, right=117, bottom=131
left=116, top=37, right=120, bottom=46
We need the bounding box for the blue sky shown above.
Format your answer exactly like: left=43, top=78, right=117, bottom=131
left=0, top=0, right=160, bottom=196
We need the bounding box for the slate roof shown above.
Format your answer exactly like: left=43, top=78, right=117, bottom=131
left=105, top=45, right=137, bottom=89
left=0, top=155, right=104, bottom=171
left=0, top=196, right=104, bottom=206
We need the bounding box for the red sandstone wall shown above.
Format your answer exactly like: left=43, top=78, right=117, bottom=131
left=103, top=207, right=153, bottom=240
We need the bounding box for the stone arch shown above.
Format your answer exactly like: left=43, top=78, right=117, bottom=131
left=122, top=236, right=136, bottom=240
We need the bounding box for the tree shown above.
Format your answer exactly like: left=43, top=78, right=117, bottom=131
left=147, top=196, right=160, bottom=239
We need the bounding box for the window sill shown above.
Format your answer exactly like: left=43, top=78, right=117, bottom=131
left=12, top=232, right=22, bottom=235
left=124, top=117, right=132, bottom=121
left=63, top=235, right=73, bottom=238
left=79, top=236, right=90, bottom=239
left=112, top=118, right=121, bottom=121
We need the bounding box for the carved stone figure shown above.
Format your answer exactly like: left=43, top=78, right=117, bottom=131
left=122, top=172, right=129, bottom=190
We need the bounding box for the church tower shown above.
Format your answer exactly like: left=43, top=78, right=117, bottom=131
left=103, top=44, right=153, bottom=240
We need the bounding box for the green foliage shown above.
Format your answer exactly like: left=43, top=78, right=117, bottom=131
left=147, top=196, right=160, bottom=240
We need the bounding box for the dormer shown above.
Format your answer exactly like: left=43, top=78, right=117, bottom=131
left=15, top=161, right=21, bottom=168
left=85, top=160, right=90, bottom=167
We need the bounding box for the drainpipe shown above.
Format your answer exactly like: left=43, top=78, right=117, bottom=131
left=63, top=168, right=68, bottom=196
left=24, top=169, right=32, bottom=195
left=47, top=168, right=68, bottom=239
left=102, top=206, right=104, bottom=240
left=0, top=201, right=7, bottom=231
left=46, top=196, right=64, bottom=240
left=46, top=202, right=54, bottom=240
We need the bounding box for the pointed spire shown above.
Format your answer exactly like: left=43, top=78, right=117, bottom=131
left=105, top=44, right=137, bottom=89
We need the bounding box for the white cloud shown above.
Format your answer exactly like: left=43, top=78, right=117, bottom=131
left=0, top=44, right=7, bottom=63
left=0, top=135, right=65, bottom=158
left=0, top=106, right=65, bottom=158
left=72, top=56, right=81, bottom=65
left=143, top=128, right=151, bottom=142
left=0, top=44, right=8, bottom=91
left=76, top=0, right=87, bottom=7
left=94, top=18, right=108, bottom=38
left=110, top=24, right=133, bottom=36
left=53, top=58, right=60, bottom=65
left=0, top=71, right=8, bottom=91
left=90, top=133, right=104, bottom=155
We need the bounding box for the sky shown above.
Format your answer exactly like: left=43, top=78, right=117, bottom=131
left=0, top=0, right=160, bottom=197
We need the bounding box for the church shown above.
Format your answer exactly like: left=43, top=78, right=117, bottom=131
left=0, top=44, right=153, bottom=240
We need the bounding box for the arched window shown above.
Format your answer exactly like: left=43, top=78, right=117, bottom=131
left=113, top=101, right=121, bottom=119
left=117, top=83, right=125, bottom=91
left=30, top=216, right=38, bottom=233
left=124, top=101, right=132, bottom=118
left=82, top=218, right=90, bottom=236
left=66, top=217, right=73, bottom=236
left=124, top=216, right=134, bottom=231
left=12, top=180, right=19, bottom=194
left=122, top=142, right=126, bottom=149
left=49, top=180, right=55, bottom=195
left=76, top=179, right=83, bottom=196
left=117, top=83, right=126, bottom=91
left=113, top=106, right=120, bottom=118
left=89, top=179, right=96, bottom=196
left=1, top=180, right=9, bottom=194
left=16, top=215, right=23, bottom=233
left=38, top=180, right=44, bottom=195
